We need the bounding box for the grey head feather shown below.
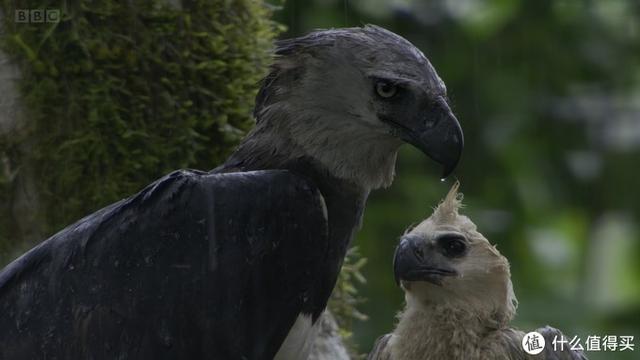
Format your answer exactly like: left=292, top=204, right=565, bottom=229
left=255, top=24, right=445, bottom=119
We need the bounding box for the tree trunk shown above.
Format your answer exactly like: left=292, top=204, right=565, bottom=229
left=0, top=25, right=46, bottom=263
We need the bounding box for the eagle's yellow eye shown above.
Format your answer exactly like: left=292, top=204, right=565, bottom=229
left=375, top=81, right=398, bottom=98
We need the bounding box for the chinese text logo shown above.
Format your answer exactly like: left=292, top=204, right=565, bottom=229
left=522, top=331, right=546, bottom=355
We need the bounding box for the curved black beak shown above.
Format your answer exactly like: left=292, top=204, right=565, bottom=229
left=393, top=235, right=457, bottom=286
left=393, top=97, right=463, bottom=178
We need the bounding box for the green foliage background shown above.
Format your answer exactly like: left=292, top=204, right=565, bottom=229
left=274, top=1, right=640, bottom=359
left=0, top=0, right=279, bottom=259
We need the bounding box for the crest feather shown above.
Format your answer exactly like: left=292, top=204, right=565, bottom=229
left=433, top=181, right=463, bottom=223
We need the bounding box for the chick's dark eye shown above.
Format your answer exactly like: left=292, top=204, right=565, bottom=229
left=438, top=235, right=467, bottom=258
left=375, top=81, right=398, bottom=98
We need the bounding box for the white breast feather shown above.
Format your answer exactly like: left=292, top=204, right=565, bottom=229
left=274, top=314, right=320, bottom=360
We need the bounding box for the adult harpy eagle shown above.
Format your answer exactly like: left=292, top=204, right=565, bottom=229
left=0, top=25, right=463, bottom=359
left=368, top=183, right=587, bottom=360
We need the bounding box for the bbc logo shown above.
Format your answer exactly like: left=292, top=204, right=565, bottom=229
left=15, top=9, right=60, bottom=23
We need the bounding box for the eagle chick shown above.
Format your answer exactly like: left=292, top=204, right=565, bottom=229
left=368, top=182, right=587, bottom=360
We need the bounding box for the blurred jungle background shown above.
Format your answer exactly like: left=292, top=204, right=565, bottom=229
left=1, top=1, right=639, bottom=359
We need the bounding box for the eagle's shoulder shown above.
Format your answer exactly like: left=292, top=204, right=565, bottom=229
left=200, top=168, right=328, bottom=225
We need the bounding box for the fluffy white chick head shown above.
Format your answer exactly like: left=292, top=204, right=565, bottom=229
left=393, top=182, right=517, bottom=326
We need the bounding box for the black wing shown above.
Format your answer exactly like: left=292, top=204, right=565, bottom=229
left=0, top=169, right=328, bottom=360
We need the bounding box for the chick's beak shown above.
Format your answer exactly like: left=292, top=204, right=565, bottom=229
left=393, top=235, right=458, bottom=286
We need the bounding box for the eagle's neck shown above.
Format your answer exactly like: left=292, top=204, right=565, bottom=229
left=389, top=301, right=516, bottom=360
left=225, top=109, right=401, bottom=192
